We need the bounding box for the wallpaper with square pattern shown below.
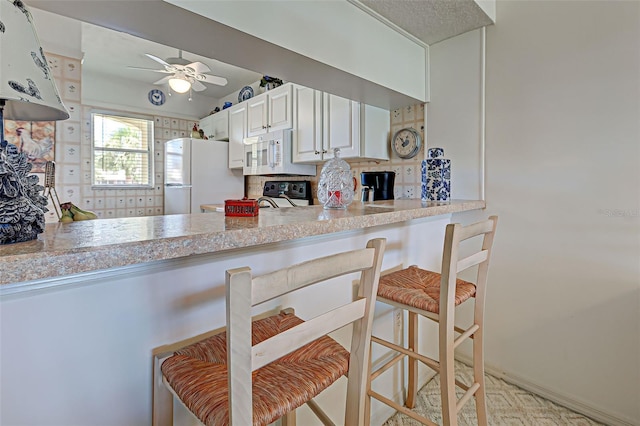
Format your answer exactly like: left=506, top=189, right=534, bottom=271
left=43, top=53, right=196, bottom=222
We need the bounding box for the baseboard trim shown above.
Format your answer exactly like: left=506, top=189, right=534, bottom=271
left=455, top=354, right=639, bottom=426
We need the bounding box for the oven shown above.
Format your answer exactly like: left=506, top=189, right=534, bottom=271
left=262, top=180, right=313, bottom=207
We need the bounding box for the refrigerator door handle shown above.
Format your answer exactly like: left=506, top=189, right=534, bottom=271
left=165, top=184, right=193, bottom=188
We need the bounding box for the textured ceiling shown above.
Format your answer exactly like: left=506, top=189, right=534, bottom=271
left=359, top=0, right=494, bottom=45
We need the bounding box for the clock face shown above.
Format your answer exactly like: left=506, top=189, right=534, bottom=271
left=148, top=89, right=165, bottom=106
left=392, top=128, right=421, bottom=159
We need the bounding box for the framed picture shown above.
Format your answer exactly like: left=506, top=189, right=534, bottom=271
left=3, top=120, right=56, bottom=173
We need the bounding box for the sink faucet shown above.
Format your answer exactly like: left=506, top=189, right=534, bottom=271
left=279, top=194, right=298, bottom=207
left=257, top=197, right=279, bottom=208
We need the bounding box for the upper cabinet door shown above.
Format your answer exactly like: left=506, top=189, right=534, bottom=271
left=200, top=110, right=229, bottom=141
left=323, top=93, right=360, bottom=159
left=292, top=85, right=323, bottom=163
left=211, top=110, right=229, bottom=141
left=247, top=94, right=268, bottom=137
left=228, top=103, right=248, bottom=169
left=247, top=84, right=293, bottom=137
left=199, top=114, right=215, bottom=140
left=267, top=84, right=293, bottom=132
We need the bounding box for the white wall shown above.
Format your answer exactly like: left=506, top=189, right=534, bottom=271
left=166, top=0, right=428, bottom=102
left=435, top=1, right=639, bottom=424
left=428, top=29, right=484, bottom=200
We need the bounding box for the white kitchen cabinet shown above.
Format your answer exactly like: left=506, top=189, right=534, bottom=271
left=199, top=109, right=229, bottom=141
left=227, top=103, right=248, bottom=169
left=358, top=103, right=391, bottom=161
left=292, top=85, right=324, bottom=163
left=294, top=92, right=389, bottom=163
left=247, top=83, right=293, bottom=137
left=323, top=93, right=361, bottom=159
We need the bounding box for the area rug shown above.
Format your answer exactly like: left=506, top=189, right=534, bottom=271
left=383, top=361, right=603, bottom=425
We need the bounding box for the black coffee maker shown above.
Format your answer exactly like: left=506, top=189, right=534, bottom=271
left=361, top=171, right=396, bottom=201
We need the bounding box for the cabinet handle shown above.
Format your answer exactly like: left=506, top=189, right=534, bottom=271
left=314, top=150, right=320, bottom=155
left=262, top=125, right=267, bottom=129
left=322, top=150, right=328, bottom=154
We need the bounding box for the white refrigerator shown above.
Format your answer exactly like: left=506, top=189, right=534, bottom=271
left=164, top=138, right=244, bottom=214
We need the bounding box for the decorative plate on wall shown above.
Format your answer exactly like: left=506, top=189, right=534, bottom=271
left=148, top=89, right=165, bottom=106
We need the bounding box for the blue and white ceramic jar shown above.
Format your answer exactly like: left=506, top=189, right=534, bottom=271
left=421, top=147, right=451, bottom=202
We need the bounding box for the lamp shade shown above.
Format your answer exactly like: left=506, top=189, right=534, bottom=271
left=0, top=0, right=69, bottom=121
left=169, top=77, right=191, bottom=94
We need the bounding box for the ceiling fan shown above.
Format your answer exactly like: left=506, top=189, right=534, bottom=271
left=128, top=50, right=228, bottom=94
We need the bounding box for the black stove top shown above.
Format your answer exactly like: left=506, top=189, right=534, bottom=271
left=263, top=181, right=313, bottom=204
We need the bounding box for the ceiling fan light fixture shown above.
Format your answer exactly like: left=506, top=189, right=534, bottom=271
left=169, top=77, right=191, bottom=94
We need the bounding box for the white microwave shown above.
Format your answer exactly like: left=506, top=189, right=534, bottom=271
left=243, top=129, right=316, bottom=176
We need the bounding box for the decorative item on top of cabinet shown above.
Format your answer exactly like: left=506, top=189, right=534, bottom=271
left=237, top=86, right=254, bottom=103
left=199, top=109, right=229, bottom=141
left=259, top=75, right=283, bottom=93
left=247, top=83, right=293, bottom=137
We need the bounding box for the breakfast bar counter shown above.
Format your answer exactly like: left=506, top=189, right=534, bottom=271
left=1, top=199, right=484, bottom=425
left=1, top=199, right=484, bottom=289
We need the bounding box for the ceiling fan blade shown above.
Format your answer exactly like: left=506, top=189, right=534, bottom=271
left=191, top=80, right=207, bottom=92
left=128, top=66, right=172, bottom=74
left=185, top=61, right=211, bottom=74
left=145, top=53, right=172, bottom=68
left=199, top=74, right=228, bottom=86
left=154, top=76, right=172, bottom=85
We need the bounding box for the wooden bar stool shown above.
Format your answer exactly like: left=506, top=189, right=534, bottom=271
left=367, top=216, right=498, bottom=426
left=153, top=238, right=385, bottom=426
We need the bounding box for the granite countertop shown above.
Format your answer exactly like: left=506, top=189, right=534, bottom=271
left=0, top=199, right=485, bottom=286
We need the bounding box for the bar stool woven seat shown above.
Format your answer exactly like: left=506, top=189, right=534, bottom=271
left=377, top=265, right=476, bottom=314
left=153, top=238, right=386, bottom=426
left=161, top=311, right=349, bottom=426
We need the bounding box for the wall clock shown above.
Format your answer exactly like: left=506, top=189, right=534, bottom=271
left=391, top=127, right=422, bottom=159
left=148, top=89, right=165, bottom=106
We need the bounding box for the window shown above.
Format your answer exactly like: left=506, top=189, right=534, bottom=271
left=92, top=111, right=154, bottom=187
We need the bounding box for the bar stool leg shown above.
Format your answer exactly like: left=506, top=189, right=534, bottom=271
left=281, top=410, right=296, bottom=426
left=473, top=325, right=488, bottom=426
left=440, top=306, right=458, bottom=426
left=406, top=311, right=419, bottom=409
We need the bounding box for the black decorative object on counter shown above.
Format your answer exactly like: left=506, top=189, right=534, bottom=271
left=0, top=140, right=48, bottom=244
